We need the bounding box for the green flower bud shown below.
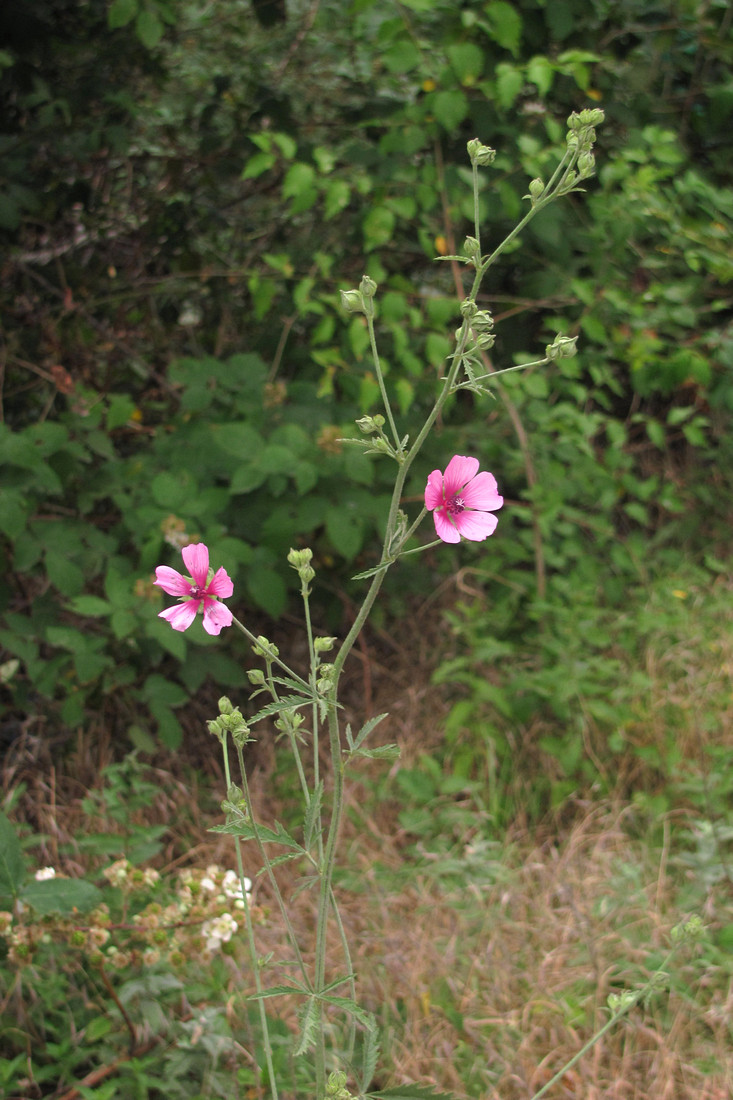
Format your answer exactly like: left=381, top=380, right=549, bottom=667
left=359, top=275, right=378, bottom=298
left=247, top=668, right=266, bottom=685
left=462, top=236, right=481, bottom=258
left=252, top=636, right=278, bottom=658
left=460, top=298, right=478, bottom=318
left=578, top=151, right=596, bottom=177
left=218, top=696, right=234, bottom=715
left=546, top=335, right=578, bottom=360
left=207, top=718, right=223, bottom=737
left=472, top=310, right=494, bottom=331
left=528, top=177, right=544, bottom=203
left=476, top=332, right=496, bottom=349
left=314, top=636, right=337, bottom=653
left=355, top=413, right=385, bottom=434
left=339, top=289, right=364, bottom=314
left=467, top=138, right=496, bottom=166
left=287, top=548, right=313, bottom=569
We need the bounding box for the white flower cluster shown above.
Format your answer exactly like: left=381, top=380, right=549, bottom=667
left=202, top=911, right=238, bottom=953
left=34, top=867, right=56, bottom=881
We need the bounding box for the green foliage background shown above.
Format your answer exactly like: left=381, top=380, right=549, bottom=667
left=1, top=0, right=731, bottom=785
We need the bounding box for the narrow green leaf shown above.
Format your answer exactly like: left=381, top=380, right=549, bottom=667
left=351, top=712, right=389, bottom=752
left=351, top=744, right=401, bottom=761
left=0, top=812, right=25, bottom=902
left=210, top=820, right=303, bottom=850
left=248, top=694, right=313, bottom=724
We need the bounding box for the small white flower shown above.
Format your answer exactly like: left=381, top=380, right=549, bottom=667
left=202, top=912, right=238, bottom=953
left=200, top=876, right=217, bottom=892
left=34, top=867, right=56, bottom=881
left=222, top=869, right=251, bottom=899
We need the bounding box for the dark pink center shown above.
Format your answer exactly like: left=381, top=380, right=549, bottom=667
left=190, top=584, right=204, bottom=598
left=446, top=495, right=465, bottom=515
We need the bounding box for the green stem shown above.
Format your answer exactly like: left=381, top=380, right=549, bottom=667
left=366, top=310, right=402, bottom=454
left=221, top=736, right=279, bottom=1100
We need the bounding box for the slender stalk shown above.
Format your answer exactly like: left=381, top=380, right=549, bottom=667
left=365, top=310, right=402, bottom=454
left=221, top=737, right=279, bottom=1100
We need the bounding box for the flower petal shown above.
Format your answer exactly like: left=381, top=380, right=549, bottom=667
left=182, top=543, right=210, bottom=587
left=443, top=455, right=479, bottom=495
left=424, top=469, right=446, bottom=511
left=433, top=508, right=461, bottom=543
left=460, top=471, right=503, bottom=512
left=201, top=598, right=233, bottom=635
left=206, top=566, right=234, bottom=599
left=159, top=600, right=199, bottom=631
left=154, top=566, right=191, bottom=597
left=453, top=509, right=499, bottom=541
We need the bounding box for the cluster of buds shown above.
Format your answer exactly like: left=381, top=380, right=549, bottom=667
left=207, top=696, right=251, bottom=748
left=565, top=108, right=605, bottom=184
left=325, top=1070, right=357, bottom=1100
left=339, top=275, right=378, bottom=318
left=467, top=138, right=496, bottom=167
left=287, top=546, right=316, bottom=595
left=344, top=412, right=406, bottom=461
left=545, top=334, right=578, bottom=361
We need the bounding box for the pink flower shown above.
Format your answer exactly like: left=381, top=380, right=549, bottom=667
left=425, top=455, right=503, bottom=544
left=154, top=543, right=233, bottom=635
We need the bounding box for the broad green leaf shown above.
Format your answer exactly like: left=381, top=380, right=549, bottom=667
left=362, top=206, right=395, bottom=251
left=108, top=0, right=138, bottom=29
left=21, top=877, right=103, bottom=916
left=135, top=8, right=164, bottom=48
left=485, top=0, right=523, bottom=57
left=0, top=812, right=25, bottom=902
left=431, top=89, right=468, bottom=131
left=67, top=596, right=113, bottom=617
left=45, top=551, right=84, bottom=595
left=326, top=507, right=365, bottom=560
left=495, top=63, right=524, bottom=109
left=526, top=54, right=554, bottom=96
left=446, top=42, right=484, bottom=84
left=241, top=151, right=276, bottom=180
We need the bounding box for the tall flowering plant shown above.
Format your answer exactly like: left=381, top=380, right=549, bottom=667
left=153, top=111, right=606, bottom=1100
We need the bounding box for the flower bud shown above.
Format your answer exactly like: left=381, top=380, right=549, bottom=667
left=355, top=414, right=385, bottom=434
left=339, top=289, right=364, bottom=314
left=218, top=696, right=234, bottom=715
left=578, top=151, right=596, bottom=177
left=462, top=236, right=481, bottom=259
left=467, top=138, right=496, bottom=166
left=359, top=275, right=378, bottom=298
left=472, top=309, right=494, bottom=331
left=528, top=178, right=544, bottom=203
left=546, top=335, right=578, bottom=360
left=247, top=668, right=265, bottom=685
left=314, top=636, right=337, bottom=653
left=287, top=547, right=313, bottom=568
left=460, top=298, right=478, bottom=318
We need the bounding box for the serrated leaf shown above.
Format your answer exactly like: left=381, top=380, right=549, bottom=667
left=351, top=713, right=389, bottom=752
left=248, top=694, right=313, bottom=724
left=321, top=995, right=376, bottom=1030
left=210, top=820, right=303, bottom=850
left=250, top=981, right=309, bottom=1000
left=351, top=744, right=401, bottom=761
left=0, top=812, right=25, bottom=902
left=21, top=877, right=103, bottom=915
left=295, top=995, right=320, bottom=1055
left=368, top=1087, right=454, bottom=1100
left=359, top=1017, right=381, bottom=1094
